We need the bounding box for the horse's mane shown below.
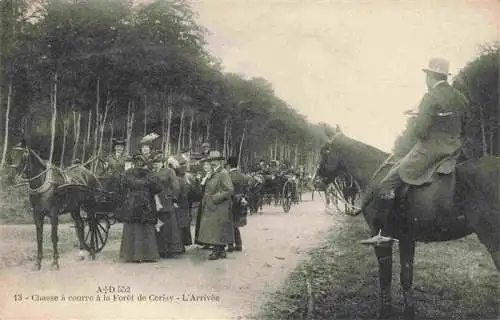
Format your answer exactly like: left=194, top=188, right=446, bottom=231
left=333, top=134, right=389, bottom=190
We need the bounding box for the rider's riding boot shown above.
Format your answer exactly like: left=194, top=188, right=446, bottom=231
left=359, top=188, right=398, bottom=246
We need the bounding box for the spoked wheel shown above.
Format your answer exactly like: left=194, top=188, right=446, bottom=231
left=282, top=181, right=293, bottom=213
left=83, top=211, right=110, bottom=255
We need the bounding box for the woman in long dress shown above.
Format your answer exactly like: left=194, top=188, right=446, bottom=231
left=119, top=155, right=162, bottom=263
left=155, top=155, right=184, bottom=258
left=169, top=154, right=193, bottom=248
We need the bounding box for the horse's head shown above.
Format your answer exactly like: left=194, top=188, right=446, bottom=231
left=9, top=140, right=30, bottom=180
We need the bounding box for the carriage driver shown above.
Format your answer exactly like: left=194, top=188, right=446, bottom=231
left=105, top=138, right=126, bottom=176
left=357, top=57, right=469, bottom=246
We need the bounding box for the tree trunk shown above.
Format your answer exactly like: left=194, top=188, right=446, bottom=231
left=97, top=96, right=112, bottom=160
left=59, top=117, right=69, bottom=168
left=91, top=79, right=100, bottom=172
left=206, top=111, right=211, bottom=141
left=144, top=95, right=147, bottom=136
left=126, top=100, right=135, bottom=156
left=161, top=102, right=166, bottom=153
left=238, top=120, right=247, bottom=167
left=109, top=121, right=114, bottom=155
left=479, top=104, right=488, bottom=155
left=165, top=106, right=173, bottom=157
left=223, top=118, right=228, bottom=157
left=48, top=72, right=58, bottom=164
left=83, top=110, right=92, bottom=162
left=0, top=81, right=13, bottom=169
left=188, top=109, right=194, bottom=154
left=177, top=106, right=185, bottom=153
left=71, top=110, right=81, bottom=164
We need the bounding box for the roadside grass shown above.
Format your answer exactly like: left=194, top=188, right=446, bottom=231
left=259, top=214, right=499, bottom=320
left=0, top=224, right=122, bottom=269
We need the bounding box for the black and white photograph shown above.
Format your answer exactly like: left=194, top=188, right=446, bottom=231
left=0, top=0, right=499, bottom=319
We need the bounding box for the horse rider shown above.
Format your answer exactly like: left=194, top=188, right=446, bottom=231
left=104, top=138, right=126, bottom=176
left=225, top=156, right=249, bottom=252
left=357, top=57, right=469, bottom=246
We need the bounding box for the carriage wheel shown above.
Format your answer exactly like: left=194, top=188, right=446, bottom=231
left=83, top=213, right=110, bottom=254
left=282, top=181, right=292, bottom=213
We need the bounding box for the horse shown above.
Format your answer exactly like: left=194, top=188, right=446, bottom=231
left=10, top=140, right=100, bottom=270
left=317, top=127, right=500, bottom=319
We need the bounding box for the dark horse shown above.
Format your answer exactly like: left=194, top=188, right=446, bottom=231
left=10, top=140, right=99, bottom=270
left=317, top=127, right=500, bottom=319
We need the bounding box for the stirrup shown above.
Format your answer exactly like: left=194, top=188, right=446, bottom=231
left=360, top=230, right=398, bottom=247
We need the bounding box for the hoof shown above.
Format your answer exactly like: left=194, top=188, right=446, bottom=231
left=51, top=263, right=60, bottom=271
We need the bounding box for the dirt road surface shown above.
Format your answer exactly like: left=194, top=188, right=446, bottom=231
left=1, top=195, right=339, bottom=320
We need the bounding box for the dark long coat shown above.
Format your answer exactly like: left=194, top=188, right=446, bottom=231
left=396, top=81, right=469, bottom=185
left=229, top=168, right=249, bottom=227
left=155, top=166, right=183, bottom=254
left=176, top=172, right=193, bottom=245
left=119, top=168, right=162, bottom=262
left=197, top=167, right=235, bottom=246
left=105, top=154, right=126, bottom=176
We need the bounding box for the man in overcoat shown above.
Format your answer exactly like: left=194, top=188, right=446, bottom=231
left=197, top=151, right=235, bottom=260
left=225, top=156, right=249, bottom=252
left=358, top=57, right=470, bottom=246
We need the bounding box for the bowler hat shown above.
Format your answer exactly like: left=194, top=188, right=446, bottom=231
left=422, top=57, right=450, bottom=76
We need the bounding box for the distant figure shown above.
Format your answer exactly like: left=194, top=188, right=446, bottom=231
left=200, top=142, right=210, bottom=157
left=225, top=156, right=249, bottom=252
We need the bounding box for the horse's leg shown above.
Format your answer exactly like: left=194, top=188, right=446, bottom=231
left=49, top=210, right=60, bottom=270
left=399, top=238, right=416, bottom=318
left=32, top=209, right=44, bottom=271
left=375, top=246, right=393, bottom=319
left=71, top=210, right=87, bottom=261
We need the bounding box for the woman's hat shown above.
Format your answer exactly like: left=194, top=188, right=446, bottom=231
left=168, top=154, right=187, bottom=169
left=140, top=133, right=160, bottom=145
left=200, top=150, right=224, bottom=162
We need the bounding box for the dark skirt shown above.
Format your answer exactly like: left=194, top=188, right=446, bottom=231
left=157, top=210, right=184, bottom=255
left=119, top=223, right=159, bottom=262
left=181, top=227, right=192, bottom=246
left=194, top=205, right=203, bottom=245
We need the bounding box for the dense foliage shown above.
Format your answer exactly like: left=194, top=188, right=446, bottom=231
left=0, top=0, right=333, bottom=173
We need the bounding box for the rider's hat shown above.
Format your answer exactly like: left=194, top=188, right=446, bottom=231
left=422, top=57, right=450, bottom=76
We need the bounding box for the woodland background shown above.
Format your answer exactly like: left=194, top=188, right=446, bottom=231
left=0, top=0, right=498, bottom=177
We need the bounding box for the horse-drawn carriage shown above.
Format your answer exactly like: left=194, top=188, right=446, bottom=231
left=254, top=170, right=299, bottom=213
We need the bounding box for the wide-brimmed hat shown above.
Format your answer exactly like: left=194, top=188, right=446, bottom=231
left=200, top=142, right=210, bottom=149
left=112, top=138, right=126, bottom=148
left=422, top=57, right=450, bottom=76
left=140, top=133, right=160, bottom=145
left=200, top=150, right=224, bottom=162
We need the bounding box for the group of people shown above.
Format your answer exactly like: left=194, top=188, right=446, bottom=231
left=102, top=134, right=250, bottom=262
